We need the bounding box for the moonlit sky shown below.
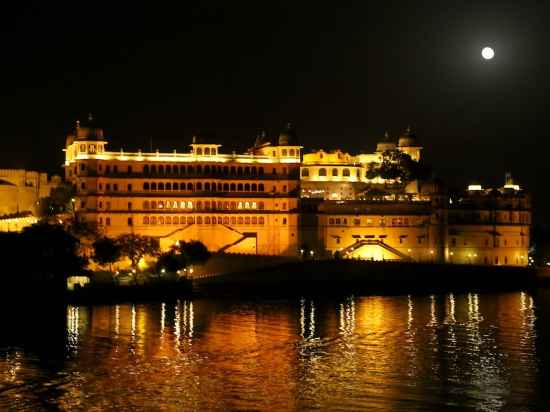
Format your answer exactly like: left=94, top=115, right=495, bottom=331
left=0, top=1, right=548, bottom=222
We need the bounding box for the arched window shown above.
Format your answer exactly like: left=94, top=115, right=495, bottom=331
left=187, top=165, right=194, bottom=174
left=196, top=201, right=202, bottom=210
left=180, top=183, right=186, bottom=190
left=143, top=200, right=150, bottom=209
left=212, top=148, right=217, bottom=155
left=319, top=168, right=327, bottom=177
left=204, top=165, right=210, bottom=174
left=289, top=149, right=295, bottom=156
left=259, top=201, right=264, bottom=210
left=196, top=165, right=202, bottom=174
left=144, top=182, right=150, bottom=190
left=196, top=148, right=202, bottom=155
left=332, top=168, right=338, bottom=177
left=230, top=202, right=236, bottom=210
left=180, top=165, right=185, bottom=175
left=166, top=216, right=171, bottom=224
left=244, top=167, right=250, bottom=176
left=217, top=201, right=223, bottom=210
left=187, top=183, right=193, bottom=191
left=223, top=166, right=229, bottom=175
left=301, top=168, right=309, bottom=177
left=151, top=165, right=157, bottom=174
left=159, top=165, right=164, bottom=175
left=252, top=217, right=257, bottom=224
left=245, top=216, right=250, bottom=225
left=166, top=182, right=171, bottom=190
left=231, top=216, right=236, bottom=225
left=173, top=216, right=179, bottom=224
left=187, top=216, right=194, bottom=224
left=343, top=168, right=350, bottom=177
left=251, top=167, right=257, bottom=176
left=224, top=201, right=229, bottom=209
left=223, top=183, right=229, bottom=191
left=251, top=183, right=257, bottom=191
left=205, top=216, right=211, bottom=224
left=231, top=166, right=236, bottom=176
left=197, top=216, right=203, bottom=224
left=196, top=182, right=203, bottom=191
left=150, top=216, right=157, bottom=224
left=166, top=165, right=172, bottom=174
left=223, top=217, right=229, bottom=225
left=218, top=217, right=223, bottom=224
left=144, top=165, right=149, bottom=174
left=238, top=217, right=244, bottom=225
left=238, top=183, right=243, bottom=191
left=237, top=167, right=243, bottom=176
left=151, top=182, right=157, bottom=190
left=217, top=183, right=222, bottom=191
left=143, top=216, right=149, bottom=224
left=158, top=182, right=164, bottom=190
left=204, top=147, right=210, bottom=155
left=258, top=167, right=264, bottom=176
left=282, top=149, right=288, bottom=156
left=173, top=182, right=178, bottom=190
left=151, top=201, right=157, bottom=209
left=158, top=216, right=164, bottom=224
left=244, top=183, right=250, bottom=191
left=259, top=183, right=264, bottom=192
left=259, top=217, right=265, bottom=225
left=230, top=183, right=236, bottom=191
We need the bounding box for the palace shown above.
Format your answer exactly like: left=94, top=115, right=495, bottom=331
left=63, top=117, right=531, bottom=266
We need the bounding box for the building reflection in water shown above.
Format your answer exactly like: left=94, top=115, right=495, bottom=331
left=22, top=291, right=539, bottom=410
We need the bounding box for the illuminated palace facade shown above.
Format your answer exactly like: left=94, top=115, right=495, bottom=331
left=64, top=120, right=531, bottom=266
left=64, top=119, right=301, bottom=255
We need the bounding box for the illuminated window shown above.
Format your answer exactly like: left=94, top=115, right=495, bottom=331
left=166, top=216, right=171, bottom=224
left=329, top=218, right=334, bottom=224
left=173, top=216, right=179, bottom=224
left=204, top=216, right=210, bottom=224
left=187, top=201, right=193, bottom=209
left=245, top=216, right=250, bottom=225
left=343, top=169, right=350, bottom=177
left=332, top=168, right=338, bottom=177
left=230, top=202, right=236, bottom=210
left=290, top=149, right=295, bottom=156
left=319, top=168, right=327, bottom=177
left=231, top=216, right=236, bottom=225
left=301, top=168, right=309, bottom=177
left=252, top=217, right=257, bottom=224
left=173, top=201, right=178, bottom=208
left=197, top=216, right=203, bottom=224
left=259, top=217, right=265, bottom=225
left=196, top=148, right=202, bottom=155
left=238, top=202, right=243, bottom=209
left=218, top=217, right=222, bottom=224
left=238, top=217, right=244, bottom=225
left=204, top=147, right=210, bottom=155
left=187, top=217, right=194, bottom=224
left=251, top=202, right=257, bottom=209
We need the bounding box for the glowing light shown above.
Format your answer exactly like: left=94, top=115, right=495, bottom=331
left=468, top=184, right=482, bottom=191
left=481, top=46, right=495, bottom=60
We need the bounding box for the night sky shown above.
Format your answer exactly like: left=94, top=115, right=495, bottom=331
left=1, top=1, right=548, bottom=222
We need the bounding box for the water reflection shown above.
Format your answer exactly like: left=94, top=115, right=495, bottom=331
left=0, top=292, right=545, bottom=410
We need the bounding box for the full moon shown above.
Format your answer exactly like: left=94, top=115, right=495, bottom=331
left=481, top=47, right=495, bottom=60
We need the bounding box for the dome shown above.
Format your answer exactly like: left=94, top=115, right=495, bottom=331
left=376, top=131, right=396, bottom=152
left=278, top=122, right=296, bottom=145
left=73, top=113, right=105, bottom=141
left=398, top=126, right=417, bottom=147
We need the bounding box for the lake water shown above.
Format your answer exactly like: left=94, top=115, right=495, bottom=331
left=2, top=290, right=550, bottom=411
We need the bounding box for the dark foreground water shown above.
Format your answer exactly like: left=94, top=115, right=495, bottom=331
left=2, top=290, right=550, bottom=411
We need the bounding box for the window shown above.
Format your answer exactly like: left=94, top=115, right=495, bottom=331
left=128, top=166, right=133, bottom=173
left=143, top=216, right=149, bottom=224
left=301, top=168, right=309, bottom=177
left=283, top=185, right=287, bottom=192
left=245, top=217, right=250, bottom=225
left=283, top=218, right=287, bottom=225
left=166, top=216, right=171, bottom=224
left=144, top=182, right=150, bottom=190
left=106, top=217, right=111, bottom=226
left=282, top=149, right=288, bottom=156
left=80, top=182, right=86, bottom=190
left=113, top=183, right=118, bottom=191
left=113, top=166, right=118, bottom=173
left=143, top=201, right=150, bottom=209
left=126, top=218, right=132, bottom=227
left=127, top=184, right=132, bottom=192
left=259, top=217, right=265, bottom=225
left=332, top=168, right=338, bottom=177
left=128, top=202, right=132, bottom=210
left=343, top=168, right=350, bottom=177
left=318, top=168, right=327, bottom=177
left=158, top=182, right=164, bottom=190
left=159, top=216, right=164, bottom=224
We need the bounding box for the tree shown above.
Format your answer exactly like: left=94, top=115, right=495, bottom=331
left=156, top=251, right=187, bottom=274
left=177, top=240, right=211, bottom=265
left=17, top=223, right=87, bottom=288
left=93, top=237, right=122, bottom=271
left=116, top=234, right=160, bottom=269
left=37, top=183, right=75, bottom=217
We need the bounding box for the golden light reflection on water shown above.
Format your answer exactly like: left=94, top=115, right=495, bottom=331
left=0, top=291, right=545, bottom=411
